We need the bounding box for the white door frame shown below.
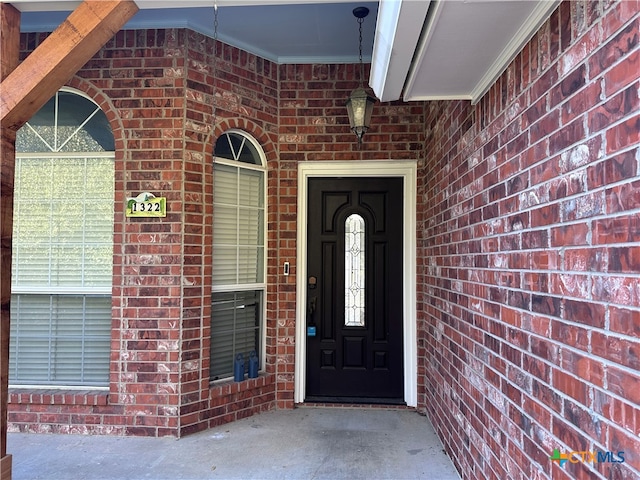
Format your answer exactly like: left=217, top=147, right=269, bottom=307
left=295, top=160, right=417, bottom=406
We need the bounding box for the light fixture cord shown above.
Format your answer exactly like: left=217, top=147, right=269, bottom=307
left=358, top=15, right=364, bottom=87
left=212, top=1, right=219, bottom=134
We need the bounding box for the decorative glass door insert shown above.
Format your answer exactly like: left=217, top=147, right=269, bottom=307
left=345, top=214, right=365, bottom=327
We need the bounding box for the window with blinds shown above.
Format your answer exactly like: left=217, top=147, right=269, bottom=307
left=9, top=89, right=114, bottom=387
left=211, top=131, right=266, bottom=381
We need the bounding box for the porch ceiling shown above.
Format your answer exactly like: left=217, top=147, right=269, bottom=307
left=10, top=0, right=559, bottom=104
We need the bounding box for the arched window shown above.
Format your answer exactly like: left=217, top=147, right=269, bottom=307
left=211, top=130, right=266, bottom=380
left=9, top=88, right=114, bottom=387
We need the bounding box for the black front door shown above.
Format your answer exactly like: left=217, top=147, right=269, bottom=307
left=306, top=177, right=404, bottom=403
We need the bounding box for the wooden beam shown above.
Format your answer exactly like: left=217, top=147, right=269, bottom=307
left=1, top=4, right=21, bottom=478
left=0, top=3, right=20, bottom=81
left=0, top=454, right=11, bottom=480
left=0, top=0, right=139, bottom=130
left=1, top=3, right=137, bottom=478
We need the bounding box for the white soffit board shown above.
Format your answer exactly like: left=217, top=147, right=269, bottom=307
left=370, top=0, right=431, bottom=102
left=403, top=0, right=560, bottom=104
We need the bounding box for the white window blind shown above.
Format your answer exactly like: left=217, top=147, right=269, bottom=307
left=9, top=295, right=111, bottom=385
left=212, top=164, right=265, bottom=285
left=12, top=156, right=114, bottom=289
left=210, top=290, right=262, bottom=380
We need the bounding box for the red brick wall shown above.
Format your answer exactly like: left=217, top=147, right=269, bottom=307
left=10, top=29, right=281, bottom=437
left=179, top=31, right=280, bottom=436
left=9, top=27, right=423, bottom=437
left=418, top=1, right=639, bottom=479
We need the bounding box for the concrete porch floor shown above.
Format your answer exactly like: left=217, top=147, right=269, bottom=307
left=8, top=406, right=460, bottom=479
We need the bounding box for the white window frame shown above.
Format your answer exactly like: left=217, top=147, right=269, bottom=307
left=211, top=130, right=267, bottom=382
left=10, top=87, right=114, bottom=389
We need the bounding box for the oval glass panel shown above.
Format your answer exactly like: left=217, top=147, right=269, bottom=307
left=345, top=214, right=365, bottom=327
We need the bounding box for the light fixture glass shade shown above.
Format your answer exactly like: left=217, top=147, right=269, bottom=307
left=346, top=86, right=376, bottom=144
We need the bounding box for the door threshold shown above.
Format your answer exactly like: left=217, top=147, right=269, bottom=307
left=298, top=402, right=414, bottom=411
left=301, top=397, right=410, bottom=409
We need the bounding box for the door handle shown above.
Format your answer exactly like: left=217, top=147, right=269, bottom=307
left=307, top=295, right=317, bottom=337
left=307, top=296, right=317, bottom=319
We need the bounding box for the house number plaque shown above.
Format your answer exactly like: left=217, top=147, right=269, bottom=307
left=126, top=192, right=167, bottom=218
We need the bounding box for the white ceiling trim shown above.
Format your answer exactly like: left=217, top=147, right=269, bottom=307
left=402, top=0, right=447, bottom=102
left=8, top=0, right=362, bottom=11
left=369, top=0, right=431, bottom=102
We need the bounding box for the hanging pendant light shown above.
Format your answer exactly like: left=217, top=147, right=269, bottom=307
left=346, top=6, right=376, bottom=145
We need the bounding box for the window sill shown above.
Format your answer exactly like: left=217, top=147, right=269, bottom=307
left=209, top=373, right=273, bottom=394
left=9, top=388, right=109, bottom=406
